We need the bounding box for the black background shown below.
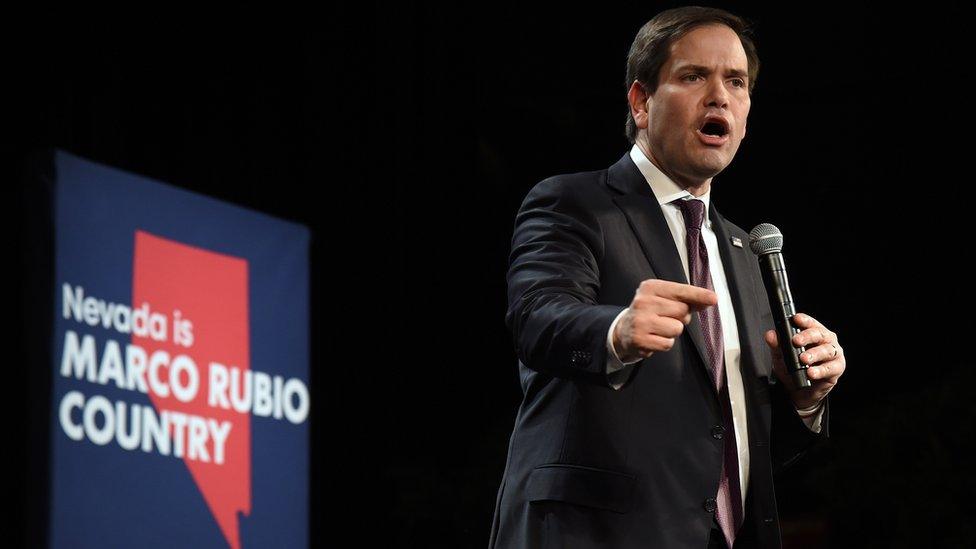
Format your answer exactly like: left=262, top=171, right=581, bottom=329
left=14, top=2, right=975, bottom=547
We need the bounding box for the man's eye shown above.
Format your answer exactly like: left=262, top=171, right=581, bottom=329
left=731, top=78, right=746, bottom=88
left=684, top=74, right=702, bottom=82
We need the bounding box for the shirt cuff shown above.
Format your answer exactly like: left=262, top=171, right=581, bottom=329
left=795, top=399, right=826, bottom=433
left=606, top=308, right=643, bottom=390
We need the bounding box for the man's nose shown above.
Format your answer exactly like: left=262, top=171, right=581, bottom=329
left=704, top=77, right=730, bottom=108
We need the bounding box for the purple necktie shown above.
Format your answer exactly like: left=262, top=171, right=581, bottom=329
left=674, top=198, right=743, bottom=549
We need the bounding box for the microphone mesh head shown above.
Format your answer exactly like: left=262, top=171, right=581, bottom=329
left=749, top=223, right=783, bottom=255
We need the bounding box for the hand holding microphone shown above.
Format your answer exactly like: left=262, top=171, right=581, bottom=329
left=750, top=223, right=846, bottom=410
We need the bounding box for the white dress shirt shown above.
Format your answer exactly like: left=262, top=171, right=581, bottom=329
left=603, top=145, right=825, bottom=508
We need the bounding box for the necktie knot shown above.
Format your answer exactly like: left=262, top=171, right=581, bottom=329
left=674, top=198, right=706, bottom=233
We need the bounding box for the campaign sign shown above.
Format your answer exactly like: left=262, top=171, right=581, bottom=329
left=50, top=151, right=310, bottom=548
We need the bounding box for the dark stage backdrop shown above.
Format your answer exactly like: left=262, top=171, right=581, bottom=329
left=14, top=2, right=974, bottom=547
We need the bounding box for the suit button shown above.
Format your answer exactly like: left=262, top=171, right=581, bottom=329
left=571, top=350, right=591, bottom=365
left=703, top=498, right=717, bottom=513
left=711, top=426, right=725, bottom=439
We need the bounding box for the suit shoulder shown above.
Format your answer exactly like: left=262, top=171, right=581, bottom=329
left=520, top=166, right=610, bottom=209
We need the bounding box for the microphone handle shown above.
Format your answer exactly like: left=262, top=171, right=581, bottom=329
left=759, top=252, right=811, bottom=388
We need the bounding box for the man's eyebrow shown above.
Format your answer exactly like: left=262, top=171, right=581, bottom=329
left=675, top=64, right=749, bottom=79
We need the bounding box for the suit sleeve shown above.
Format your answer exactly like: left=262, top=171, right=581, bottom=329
left=505, top=176, right=625, bottom=386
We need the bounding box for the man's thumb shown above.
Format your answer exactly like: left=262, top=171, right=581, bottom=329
left=764, top=329, right=778, bottom=349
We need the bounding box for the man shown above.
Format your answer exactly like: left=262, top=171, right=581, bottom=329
left=489, top=6, right=845, bottom=549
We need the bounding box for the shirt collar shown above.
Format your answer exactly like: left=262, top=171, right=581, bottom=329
left=629, top=144, right=712, bottom=227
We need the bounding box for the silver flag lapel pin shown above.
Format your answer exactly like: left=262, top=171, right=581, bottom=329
left=731, top=236, right=743, bottom=248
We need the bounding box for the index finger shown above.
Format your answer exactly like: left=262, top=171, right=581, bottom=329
left=791, top=313, right=823, bottom=330
left=648, top=280, right=718, bottom=310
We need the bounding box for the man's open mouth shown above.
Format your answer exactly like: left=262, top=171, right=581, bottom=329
left=696, top=116, right=730, bottom=146
left=699, top=117, right=729, bottom=137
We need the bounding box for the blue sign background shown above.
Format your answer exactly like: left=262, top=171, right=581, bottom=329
left=50, top=150, right=310, bottom=548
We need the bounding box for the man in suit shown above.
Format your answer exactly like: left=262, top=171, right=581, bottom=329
left=489, top=7, right=846, bottom=549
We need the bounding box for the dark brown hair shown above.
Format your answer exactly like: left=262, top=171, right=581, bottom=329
left=624, top=6, right=760, bottom=143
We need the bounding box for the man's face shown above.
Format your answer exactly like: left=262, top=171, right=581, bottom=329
left=637, top=24, right=751, bottom=184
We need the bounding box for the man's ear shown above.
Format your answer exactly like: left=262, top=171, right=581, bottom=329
left=627, top=80, right=650, bottom=130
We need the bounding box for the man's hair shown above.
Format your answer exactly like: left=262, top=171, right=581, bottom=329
left=624, top=6, right=760, bottom=144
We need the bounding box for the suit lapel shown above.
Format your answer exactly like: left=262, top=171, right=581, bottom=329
left=710, top=203, right=774, bottom=453
left=607, top=153, right=715, bottom=397
left=709, top=203, right=764, bottom=382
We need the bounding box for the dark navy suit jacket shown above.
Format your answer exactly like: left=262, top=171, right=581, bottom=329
left=489, top=151, right=829, bottom=548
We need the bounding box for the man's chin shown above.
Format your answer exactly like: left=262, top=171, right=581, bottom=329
left=690, top=161, right=728, bottom=180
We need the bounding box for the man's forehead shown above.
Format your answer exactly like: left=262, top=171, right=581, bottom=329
left=666, top=25, right=747, bottom=72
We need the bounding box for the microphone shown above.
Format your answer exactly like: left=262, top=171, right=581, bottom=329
left=748, top=223, right=811, bottom=389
